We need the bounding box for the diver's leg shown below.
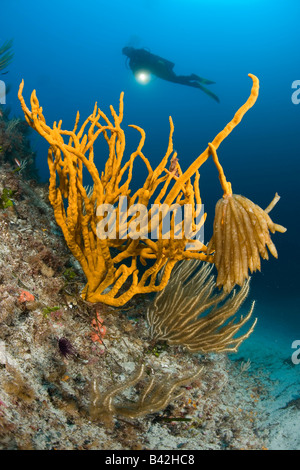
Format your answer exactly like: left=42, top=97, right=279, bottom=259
left=173, top=75, right=220, bottom=102
left=190, top=73, right=215, bottom=85
left=174, top=74, right=216, bottom=86
left=162, top=73, right=220, bottom=102
left=192, top=82, right=220, bottom=102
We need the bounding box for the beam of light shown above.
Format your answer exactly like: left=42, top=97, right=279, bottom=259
left=135, top=70, right=151, bottom=84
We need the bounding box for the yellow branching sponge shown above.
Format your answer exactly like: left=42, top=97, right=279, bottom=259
left=18, top=74, right=284, bottom=305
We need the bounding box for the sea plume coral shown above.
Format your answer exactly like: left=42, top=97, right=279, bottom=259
left=90, top=364, right=202, bottom=421
left=147, top=259, right=256, bottom=353
left=0, top=39, right=13, bottom=73
left=206, top=143, right=286, bottom=292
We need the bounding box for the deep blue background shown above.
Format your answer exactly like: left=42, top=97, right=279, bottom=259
left=1, top=0, right=299, bottom=347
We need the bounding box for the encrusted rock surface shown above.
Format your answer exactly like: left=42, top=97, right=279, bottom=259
left=0, top=165, right=270, bottom=450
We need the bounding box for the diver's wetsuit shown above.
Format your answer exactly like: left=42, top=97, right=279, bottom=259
left=122, top=47, right=219, bottom=102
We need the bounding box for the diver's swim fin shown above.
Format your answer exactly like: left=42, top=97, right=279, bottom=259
left=196, top=83, right=220, bottom=103
left=190, top=73, right=216, bottom=85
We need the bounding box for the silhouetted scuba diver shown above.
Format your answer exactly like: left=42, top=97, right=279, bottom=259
left=122, top=47, right=219, bottom=103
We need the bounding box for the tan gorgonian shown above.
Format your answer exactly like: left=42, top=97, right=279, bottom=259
left=90, top=364, right=202, bottom=421
left=147, top=259, right=257, bottom=353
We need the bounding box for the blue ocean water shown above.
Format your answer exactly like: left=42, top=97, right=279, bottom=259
left=1, top=0, right=299, bottom=415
